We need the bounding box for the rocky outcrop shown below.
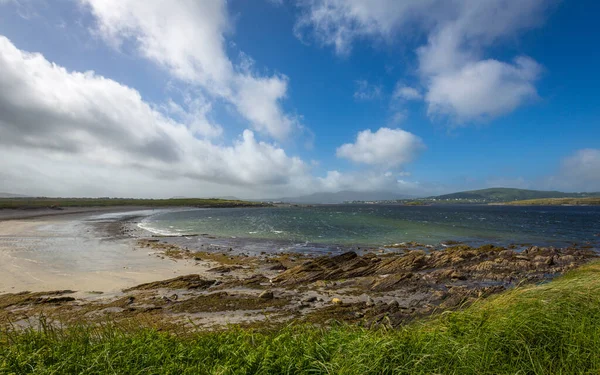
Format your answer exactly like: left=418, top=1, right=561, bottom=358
left=123, top=275, right=215, bottom=291
left=273, top=245, right=595, bottom=290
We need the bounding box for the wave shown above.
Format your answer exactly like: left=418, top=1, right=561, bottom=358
left=136, top=221, right=182, bottom=237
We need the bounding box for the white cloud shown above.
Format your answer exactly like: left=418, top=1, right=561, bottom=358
left=426, top=57, right=541, bottom=121
left=393, top=84, right=422, bottom=100
left=0, top=36, right=429, bottom=199
left=0, top=36, right=308, bottom=196
left=317, top=170, right=421, bottom=193
left=161, top=97, right=223, bottom=139
left=551, top=149, right=600, bottom=191
left=233, top=73, right=296, bottom=140
left=336, top=127, right=424, bottom=167
left=294, top=0, right=437, bottom=55
left=296, top=0, right=550, bottom=123
left=80, top=0, right=298, bottom=140
left=353, top=79, right=382, bottom=101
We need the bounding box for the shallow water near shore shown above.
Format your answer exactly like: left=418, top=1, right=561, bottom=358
left=139, top=205, right=600, bottom=253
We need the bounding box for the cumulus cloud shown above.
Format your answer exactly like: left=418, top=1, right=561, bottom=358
left=0, top=36, right=308, bottom=194
left=353, top=80, right=383, bottom=101
left=336, top=127, right=424, bottom=167
left=80, top=0, right=298, bottom=140
left=426, top=57, right=541, bottom=121
left=0, top=34, right=428, bottom=199
left=296, top=0, right=550, bottom=123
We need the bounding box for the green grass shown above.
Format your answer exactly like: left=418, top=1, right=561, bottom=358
left=0, top=197, right=265, bottom=209
left=2, top=262, right=600, bottom=374
left=502, top=197, right=600, bottom=206
left=432, top=187, right=600, bottom=202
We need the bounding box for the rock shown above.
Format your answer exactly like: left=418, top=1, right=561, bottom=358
left=268, top=262, right=287, bottom=271
left=450, top=271, right=467, bottom=280
left=37, top=296, right=76, bottom=304
left=259, top=290, right=274, bottom=299
left=331, top=297, right=342, bottom=305
left=272, top=251, right=372, bottom=285
left=124, top=275, right=215, bottom=291
left=387, top=300, right=400, bottom=309
left=365, top=296, right=375, bottom=307
left=220, top=274, right=270, bottom=288
left=207, top=265, right=242, bottom=273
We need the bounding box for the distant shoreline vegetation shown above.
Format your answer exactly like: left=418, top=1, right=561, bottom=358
left=345, top=188, right=600, bottom=206
left=498, top=197, right=600, bottom=206
left=0, top=197, right=267, bottom=210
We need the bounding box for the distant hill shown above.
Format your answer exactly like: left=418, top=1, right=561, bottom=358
left=268, top=190, right=413, bottom=204
left=502, top=197, right=600, bottom=206
left=429, top=188, right=600, bottom=203
left=0, top=192, right=30, bottom=198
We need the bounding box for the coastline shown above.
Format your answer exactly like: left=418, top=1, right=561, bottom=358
left=0, top=206, right=597, bottom=330
left=0, top=207, right=206, bottom=295
left=0, top=206, right=157, bottom=222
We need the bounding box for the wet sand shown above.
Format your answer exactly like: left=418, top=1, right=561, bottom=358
left=0, top=208, right=205, bottom=295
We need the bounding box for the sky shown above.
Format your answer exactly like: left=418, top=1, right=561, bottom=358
left=0, top=0, right=599, bottom=199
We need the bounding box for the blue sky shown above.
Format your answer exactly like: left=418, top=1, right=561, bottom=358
left=0, top=0, right=598, bottom=198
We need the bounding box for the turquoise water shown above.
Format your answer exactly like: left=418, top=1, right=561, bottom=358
left=138, top=205, right=600, bottom=251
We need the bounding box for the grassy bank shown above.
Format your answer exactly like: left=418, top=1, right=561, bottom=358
left=0, top=197, right=265, bottom=209
left=499, top=197, right=600, bottom=206
left=2, top=262, right=600, bottom=374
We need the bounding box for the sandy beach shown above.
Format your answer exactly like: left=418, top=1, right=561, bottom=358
left=0, top=208, right=204, bottom=295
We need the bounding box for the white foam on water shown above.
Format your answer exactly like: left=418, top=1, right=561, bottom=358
left=137, top=221, right=181, bottom=236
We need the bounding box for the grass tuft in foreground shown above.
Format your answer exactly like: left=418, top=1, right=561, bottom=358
left=2, top=262, right=600, bottom=374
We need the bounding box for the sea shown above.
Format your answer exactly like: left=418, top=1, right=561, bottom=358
left=137, top=205, right=600, bottom=255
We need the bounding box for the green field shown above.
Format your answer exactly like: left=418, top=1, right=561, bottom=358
left=502, top=197, right=600, bottom=206
left=2, top=261, right=600, bottom=374
left=0, top=197, right=265, bottom=209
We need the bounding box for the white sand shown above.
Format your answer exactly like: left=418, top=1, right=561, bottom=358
left=0, top=212, right=203, bottom=295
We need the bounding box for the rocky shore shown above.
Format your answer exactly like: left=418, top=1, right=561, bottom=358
left=1, top=237, right=596, bottom=330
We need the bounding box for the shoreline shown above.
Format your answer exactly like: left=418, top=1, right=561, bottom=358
left=0, top=207, right=598, bottom=330
left=0, top=206, right=159, bottom=222
left=0, top=208, right=205, bottom=295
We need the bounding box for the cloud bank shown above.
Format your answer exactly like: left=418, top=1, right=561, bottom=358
left=0, top=36, right=307, bottom=193
left=81, top=0, right=298, bottom=140
left=296, top=0, right=549, bottom=123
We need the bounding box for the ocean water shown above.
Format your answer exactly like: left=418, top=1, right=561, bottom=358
left=138, top=205, right=600, bottom=252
